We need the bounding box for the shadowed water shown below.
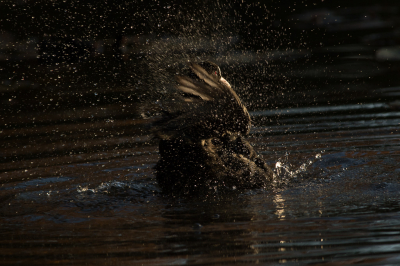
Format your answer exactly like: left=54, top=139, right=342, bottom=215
left=1, top=1, right=400, bottom=265
left=1, top=61, right=400, bottom=265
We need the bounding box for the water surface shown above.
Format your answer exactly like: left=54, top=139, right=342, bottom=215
left=1, top=2, right=400, bottom=265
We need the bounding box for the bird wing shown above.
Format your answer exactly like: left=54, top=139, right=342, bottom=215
left=154, top=62, right=251, bottom=139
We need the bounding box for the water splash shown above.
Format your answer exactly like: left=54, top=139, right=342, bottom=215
left=273, top=151, right=324, bottom=184
left=76, top=179, right=159, bottom=198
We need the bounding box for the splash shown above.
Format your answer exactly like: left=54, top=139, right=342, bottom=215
left=77, top=180, right=159, bottom=197
left=273, top=151, right=324, bottom=184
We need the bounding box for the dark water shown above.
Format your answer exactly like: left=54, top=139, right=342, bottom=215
left=2, top=2, right=400, bottom=265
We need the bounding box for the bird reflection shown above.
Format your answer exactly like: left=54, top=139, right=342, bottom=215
left=153, top=62, right=274, bottom=195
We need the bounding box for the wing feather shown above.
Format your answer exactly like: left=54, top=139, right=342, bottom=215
left=153, top=61, right=251, bottom=139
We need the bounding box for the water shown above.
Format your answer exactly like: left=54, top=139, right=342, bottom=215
left=2, top=1, right=400, bottom=265
left=2, top=69, right=400, bottom=265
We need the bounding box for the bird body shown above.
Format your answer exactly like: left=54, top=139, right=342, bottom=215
left=154, top=62, right=273, bottom=195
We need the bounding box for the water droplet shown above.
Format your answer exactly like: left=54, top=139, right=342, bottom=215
left=193, top=223, right=202, bottom=229
left=212, top=214, right=220, bottom=219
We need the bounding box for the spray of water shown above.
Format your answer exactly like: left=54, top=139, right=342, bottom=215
left=273, top=152, right=324, bottom=185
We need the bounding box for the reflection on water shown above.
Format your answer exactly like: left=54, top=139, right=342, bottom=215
left=273, top=193, right=286, bottom=220
left=1, top=1, right=400, bottom=265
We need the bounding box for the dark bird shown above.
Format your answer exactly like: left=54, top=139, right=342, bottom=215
left=153, top=62, right=274, bottom=196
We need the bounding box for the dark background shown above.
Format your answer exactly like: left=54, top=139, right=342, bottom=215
left=2, top=0, right=399, bottom=41
left=1, top=0, right=399, bottom=55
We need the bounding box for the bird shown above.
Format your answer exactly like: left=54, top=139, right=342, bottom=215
left=153, top=62, right=274, bottom=196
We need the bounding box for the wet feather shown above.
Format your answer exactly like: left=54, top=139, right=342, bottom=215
left=153, top=61, right=273, bottom=195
